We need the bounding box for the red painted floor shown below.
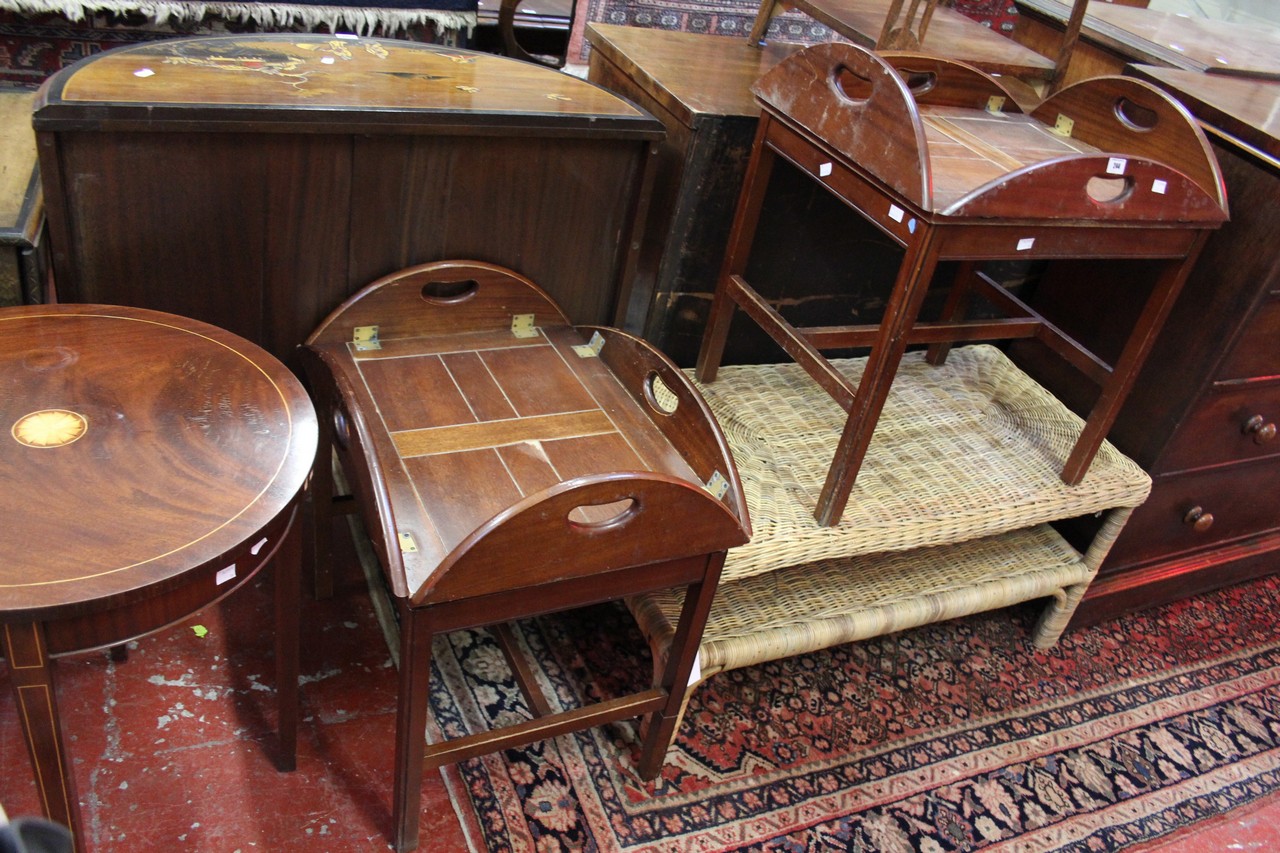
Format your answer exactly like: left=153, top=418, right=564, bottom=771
left=0, top=525, right=474, bottom=852
left=3, top=522, right=1278, bottom=851
left=1138, top=794, right=1280, bottom=853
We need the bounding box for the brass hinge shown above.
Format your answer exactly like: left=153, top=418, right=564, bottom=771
left=353, top=325, right=381, bottom=351
left=704, top=470, right=729, bottom=500
left=572, top=331, right=606, bottom=358
left=512, top=314, right=538, bottom=338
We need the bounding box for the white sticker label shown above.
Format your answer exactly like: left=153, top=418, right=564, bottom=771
left=888, top=205, right=905, bottom=223
left=1152, top=179, right=1168, bottom=195
left=1017, top=237, right=1036, bottom=251
left=216, top=565, right=236, bottom=586
left=250, top=537, right=267, bottom=555
left=1106, top=157, right=1128, bottom=175
left=818, top=162, right=833, bottom=178
left=688, top=650, right=702, bottom=686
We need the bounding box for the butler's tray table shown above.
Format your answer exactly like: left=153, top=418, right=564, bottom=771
left=301, top=260, right=750, bottom=852
left=698, top=43, right=1229, bottom=526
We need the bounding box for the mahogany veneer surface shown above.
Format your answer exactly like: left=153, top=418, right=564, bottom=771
left=33, top=35, right=664, bottom=363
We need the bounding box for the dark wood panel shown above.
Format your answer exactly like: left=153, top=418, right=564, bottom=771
left=262, top=136, right=353, bottom=362
left=348, top=135, right=647, bottom=327
left=497, top=441, right=562, bottom=494
left=48, top=132, right=272, bottom=343
left=444, top=351, right=518, bottom=422
left=403, top=449, right=522, bottom=548
left=540, top=432, right=647, bottom=479
left=482, top=344, right=599, bottom=416
left=1217, top=295, right=1280, bottom=381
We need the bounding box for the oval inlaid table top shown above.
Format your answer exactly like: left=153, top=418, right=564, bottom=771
left=33, top=34, right=663, bottom=137
left=0, top=304, right=317, bottom=617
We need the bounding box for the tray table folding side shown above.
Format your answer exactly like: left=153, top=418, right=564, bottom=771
left=300, top=260, right=750, bottom=852
left=626, top=43, right=1225, bottom=755
left=698, top=43, right=1228, bottom=527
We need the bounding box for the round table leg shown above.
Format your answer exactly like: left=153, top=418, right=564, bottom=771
left=2, top=621, right=83, bottom=850
left=274, top=505, right=303, bottom=771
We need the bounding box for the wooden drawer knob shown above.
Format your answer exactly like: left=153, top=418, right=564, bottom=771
left=1243, top=414, right=1277, bottom=445
left=1183, top=506, right=1215, bottom=533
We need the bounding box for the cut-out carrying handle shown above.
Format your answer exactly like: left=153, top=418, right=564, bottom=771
left=304, top=260, right=572, bottom=348
left=417, top=472, right=749, bottom=604
left=419, top=277, right=480, bottom=304
left=942, top=152, right=1222, bottom=221
left=751, top=42, right=931, bottom=208
left=1031, top=76, right=1227, bottom=215
left=879, top=51, right=1026, bottom=113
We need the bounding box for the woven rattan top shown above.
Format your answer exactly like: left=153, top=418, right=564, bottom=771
left=694, top=345, right=1151, bottom=584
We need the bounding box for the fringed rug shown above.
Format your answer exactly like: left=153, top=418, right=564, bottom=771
left=433, top=572, right=1280, bottom=851
left=0, top=0, right=473, bottom=85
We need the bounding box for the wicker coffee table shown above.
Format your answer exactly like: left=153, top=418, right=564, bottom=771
left=629, top=347, right=1151, bottom=742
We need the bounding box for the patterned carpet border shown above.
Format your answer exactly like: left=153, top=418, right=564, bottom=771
left=429, top=573, right=1280, bottom=851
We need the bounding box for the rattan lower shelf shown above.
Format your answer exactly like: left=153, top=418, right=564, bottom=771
left=628, top=345, right=1150, bottom=723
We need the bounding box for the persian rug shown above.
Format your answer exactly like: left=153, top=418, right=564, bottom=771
left=432, top=571, right=1280, bottom=851
left=571, top=0, right=1019, bottom=63
left=0, top=0, right=472, bottom=85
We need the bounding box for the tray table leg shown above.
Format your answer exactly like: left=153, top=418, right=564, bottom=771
left=636, top=553, right=725, bottom=779
left=310, top=409, right=336, bottom=601
left=1062, top=240, right=1208, bottom=485
left=392, top=604, right=434, bottom=853
left=816, top=228, right=941, bottom=525
left=696, top=118, right=778, bottom=385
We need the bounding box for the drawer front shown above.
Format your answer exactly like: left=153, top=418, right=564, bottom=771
left=1217, top=293, right=1280, bottom=382
left=764, top=118, right=917, bottom=247
left=1161, top=382, right=1280, bottom=470
left=1103, top=459, right=1280, bottom=570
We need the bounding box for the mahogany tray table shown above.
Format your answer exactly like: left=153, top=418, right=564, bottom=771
left=300, top=260, right=750, bottom=852
left=0, top=304, right=316, bottom=852
left=697, top=43, right=1228, bottom=526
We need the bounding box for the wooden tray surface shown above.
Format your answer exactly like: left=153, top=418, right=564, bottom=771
left=34, top=34, right=663, bottom=136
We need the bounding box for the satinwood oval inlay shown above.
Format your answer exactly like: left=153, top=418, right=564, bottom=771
left=12, top=409, right=88, bottom=448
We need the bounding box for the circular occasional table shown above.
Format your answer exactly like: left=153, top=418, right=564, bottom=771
left=0, top=304, right=317, bottom=850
